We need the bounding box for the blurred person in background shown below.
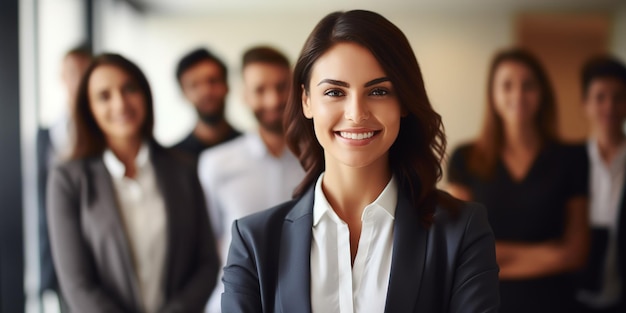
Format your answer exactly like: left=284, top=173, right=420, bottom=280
left=222, top=10, right=500, bottom=312
left=198, top=46, right=305, bottom=313
left=576, top=55, right=626, bottom=313
left=47, top=53, right=219, bottom=313
left=447, top=48, right=589, bottom=313
left=171, top=48, right=240, bottom=161
left=37, top=45, right=91, bottom=312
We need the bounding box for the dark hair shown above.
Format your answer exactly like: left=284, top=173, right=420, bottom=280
left=468, top=48, right=558, bottom=179
left=581, top=55, right=626, bottom=97
left=285, top=10, right=454, bottom=226
left=242, top=46, right=290, bottom=69
left=176, top=48, right=228, bottom=84
left=72, top=53, right=155, bottom=159
left=65, top=45, right=92, bottom=60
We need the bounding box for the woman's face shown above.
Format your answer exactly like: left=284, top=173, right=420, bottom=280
left=88, top=65, right=147, bottom=143
left=302, top=42, right=402, bottom=170
left=492, top=60, right=541, bottom=128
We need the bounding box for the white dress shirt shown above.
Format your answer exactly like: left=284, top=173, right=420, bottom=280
left=310, top=173, right=397, bottom=313
left=197, top=132, right=305, bottom=313
left=103, top=143, right=167, bottom=313
left=579, top=139, right=626, bottom=308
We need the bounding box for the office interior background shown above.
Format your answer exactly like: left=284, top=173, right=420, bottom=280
left=1, top=0, right=626, bottom=312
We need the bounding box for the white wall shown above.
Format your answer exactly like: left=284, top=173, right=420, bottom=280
left=612, top=3, right=626, bottom=61
left=37, top=0, right=85, bottom=127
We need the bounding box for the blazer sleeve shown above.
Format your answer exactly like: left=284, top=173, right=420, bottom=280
left=159, top=165, right=220, bottom=313
left=449, top=204, right=500, bottom=313
left=221, top=219, right=263, bottom=313
left=47, top=164, right=128, bottom=313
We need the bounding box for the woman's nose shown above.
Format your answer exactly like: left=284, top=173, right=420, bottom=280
left=344, top=95, right=370, bottom=123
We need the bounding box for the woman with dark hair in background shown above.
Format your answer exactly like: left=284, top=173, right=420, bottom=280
left=47, top=53, right=219, bottom=313
left=447, top=48, right=590, bottom=312
left=222, top=10, right=499, bottom=313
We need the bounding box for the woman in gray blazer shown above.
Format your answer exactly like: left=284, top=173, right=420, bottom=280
left=47, top=53, right=219, bottom=313
left=221, top=10, right=500, bottom=313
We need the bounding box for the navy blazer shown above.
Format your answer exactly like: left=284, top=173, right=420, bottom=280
left=47, top=143, right=220, bottom=313
left=222, top=186, right=500, bottom=313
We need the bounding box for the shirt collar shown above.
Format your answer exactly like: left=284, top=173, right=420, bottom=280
left=312, top=172, right=398, bottom=226
left=103, top=142, right=150, bottom=179
left=246, top=132, right=268, bottom=158
left=587, top=138, right=626, bottom=170
left=247, top=131, right=294, bottom=159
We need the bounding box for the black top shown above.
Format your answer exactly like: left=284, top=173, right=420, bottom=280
left=448, top=141, right=588, bottom=313
left=171, top=128, right=241, bottom=161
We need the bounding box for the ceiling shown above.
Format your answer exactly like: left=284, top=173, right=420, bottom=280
left=133, top=0, right=625, bottom=15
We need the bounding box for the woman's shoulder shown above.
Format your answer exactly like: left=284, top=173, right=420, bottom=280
left=447, top=141, right=478, bottom=169
left=47, top=157, right=102, bottom=192
left=548, top=140, right=587, bottom=154
left=151, top=142, right=197, bottom=171
left=433, top=192, right=491, bottom=234
left=449, top=142, right=476, bottom=158
left=234, top=198, right=302, bottom=238
left=545, top=140, right=589, bottom=166
left=51, top=156, right=98, bottom=176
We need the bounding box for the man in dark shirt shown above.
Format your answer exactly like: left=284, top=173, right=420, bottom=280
left=172, top=48, right=240, bottom=159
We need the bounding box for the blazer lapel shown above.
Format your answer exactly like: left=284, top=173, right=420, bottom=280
left=278, top=187, right=314, bottom=313
left=85, top=158, right=143, bottom=309
left=384, top=191, right=428, bottom=313
left=149, top=146, right=179, bottom=297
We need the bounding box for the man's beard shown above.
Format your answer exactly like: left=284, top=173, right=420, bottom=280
left=254, top=109, right=284, bottom=135
left=196, top=106, right=225, bottom=126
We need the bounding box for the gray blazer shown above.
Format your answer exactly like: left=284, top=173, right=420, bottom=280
left=47, top=144, right=219, bottom=313
left=222, top=186, right=500, bottom=313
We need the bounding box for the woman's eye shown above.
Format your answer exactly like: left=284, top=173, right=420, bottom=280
left=98, top=92, right=110, bottom=102
left=371, top=88, right=388, bottom=96
left=123, top=83, right=140, bottom=94
left=324, top=89, right=344, bottom=97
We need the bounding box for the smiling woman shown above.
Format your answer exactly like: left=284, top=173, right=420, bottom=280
left=221, top=10, right=500, bottom=313
left=46, top=54, right=220, bottom=313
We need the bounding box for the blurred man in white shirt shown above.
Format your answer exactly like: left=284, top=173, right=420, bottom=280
left=198, top=46, right=305, bottom=313
left=577, top=55, right=626, bottom=313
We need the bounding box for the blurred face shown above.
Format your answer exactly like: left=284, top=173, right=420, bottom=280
left=492, top=61, right=541, bottom=128
left=584, top=77, right=626, bottom=138
left=302, top=42, right=401, bottom=169
left=243, top=62, right=290, bottom=134
left=88, top=65, right=147, bottom=142
left=179, top=60, right=228, bottom=124
left=62, top=54, right=91, bottom=110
